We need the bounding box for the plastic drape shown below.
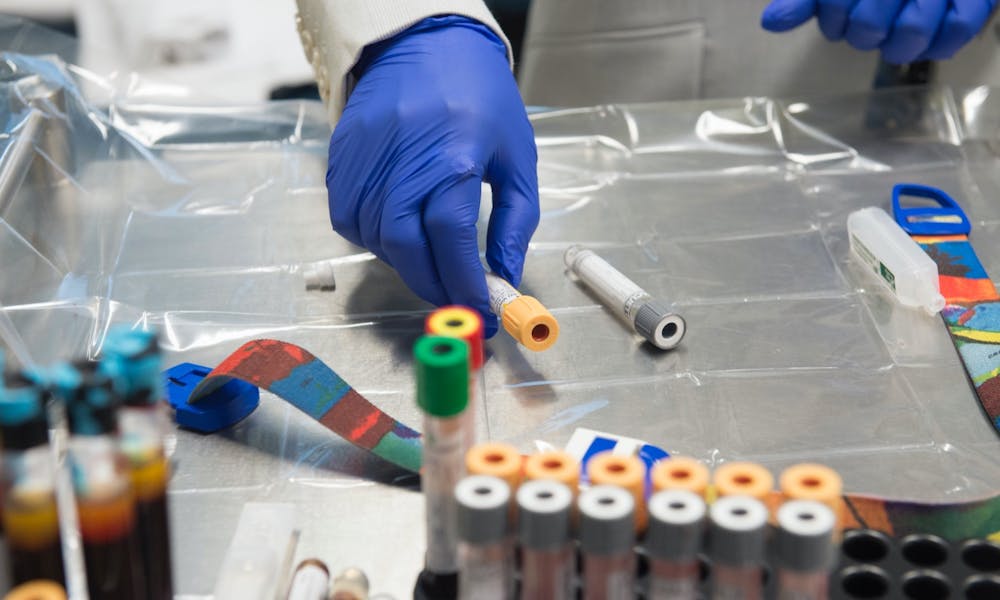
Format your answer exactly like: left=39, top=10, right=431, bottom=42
left=2, top=17, right=1000, bottom=597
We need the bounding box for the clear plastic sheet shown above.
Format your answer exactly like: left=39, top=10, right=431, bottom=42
left=3, top=24, right=1000, bottom=598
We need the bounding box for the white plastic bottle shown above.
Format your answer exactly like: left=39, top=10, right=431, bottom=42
left=847, top=207, right=945, bottom=315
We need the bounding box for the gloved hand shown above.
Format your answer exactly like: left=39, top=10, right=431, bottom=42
left=327, top=15, right=539, bottom=337
left=761, top=0, right=997, bottom=64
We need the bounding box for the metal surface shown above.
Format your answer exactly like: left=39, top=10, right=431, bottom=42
left=1, top=39, right=1000, bottom=598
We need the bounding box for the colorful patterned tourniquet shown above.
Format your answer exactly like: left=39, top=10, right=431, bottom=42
left=186, top=339, right=422, bottom=472
left=914, top=234, right=1000, bottom=433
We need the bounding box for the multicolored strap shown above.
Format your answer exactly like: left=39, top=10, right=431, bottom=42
left=186, top=339, right=422, bottom=472
left=842, top=492, right=1000, bottom=542
left=914, top=234, right=1000, bottom=432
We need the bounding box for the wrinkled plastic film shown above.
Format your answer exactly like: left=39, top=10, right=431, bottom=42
left=1, top=21, right=1000, bottom=597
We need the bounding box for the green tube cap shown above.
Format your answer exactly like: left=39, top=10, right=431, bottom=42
left=414, top=336, right=469, bottom=418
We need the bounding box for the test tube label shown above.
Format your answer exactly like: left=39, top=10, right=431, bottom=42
left=565, top=427, right=668, bottom=486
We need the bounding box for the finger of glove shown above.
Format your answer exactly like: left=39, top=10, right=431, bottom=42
left=380, top=194, right=450, bottom=308
left=424, top=176, right=496, bottom=335
left=816, top=0, right=860, bottom=39
left=921, top=0, right=995, bottom=60
left=485, top=135, right=540, bottom=289
left=844, top=0, right=907, bottom=49
left=880, top=0, right=949, bottom=64
left=761, top=0, right=819, bottom=31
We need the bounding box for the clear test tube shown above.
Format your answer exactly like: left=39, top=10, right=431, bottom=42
left=53, top=361, right=145, bottom=600
left=645, top=490, right=705, bottom=600
left=586, top=452, right=647, bottom=533
left=455, top=475, right=513, bottom=600
left=0, top=375, right=65, bottom=587
left=578, top=485, right=636, bottom=600
left=287, top=559, right=330, bottom=600
left=413, top=336, right=470, bottom=599
left=331, top=567, right=370, bottom=600
left=517, top=479, right=574, bottom=600
left=484, top=273, right=559, bottom=351
left=775, top=500, right=836, bottom=600
left=427, top=307, right=486, bottom=457
left=563, top=246, right=685, bottom=350
left=708, top=495, right=768, bottom=600
left=101, top=328, right=174, bottom=600
left=650, top=456, right=710, bottom=498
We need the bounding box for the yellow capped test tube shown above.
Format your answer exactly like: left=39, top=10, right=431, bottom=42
left=485, top=273, right=559, bottom=351
left=713, top=462, right=774, bottom=503
left=651, top=456, right=710, bottom=498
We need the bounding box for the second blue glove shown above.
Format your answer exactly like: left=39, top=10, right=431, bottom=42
left=761, top=0, right=997, bottom=64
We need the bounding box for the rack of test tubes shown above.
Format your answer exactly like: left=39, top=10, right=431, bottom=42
left=447, top=447, right=845, bottom=600
left=450, top=447, right=1000, bottom=600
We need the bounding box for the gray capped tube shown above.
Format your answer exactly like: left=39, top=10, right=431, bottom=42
left=776, top=500, right=836, bottom=572
left=455, top=475, right=511, bottom=544
left=708, top=495, right=768, bottom=566
left=578, top=485, right=635, bottom=556
left=646, top=490, right=706, bottom=561
left=564, top=245, right=685, bottom=350
left=517, top=479, right=573, bottom=549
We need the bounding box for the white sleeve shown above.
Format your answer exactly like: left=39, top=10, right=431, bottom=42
left=294, top=0, right=513, bottom=124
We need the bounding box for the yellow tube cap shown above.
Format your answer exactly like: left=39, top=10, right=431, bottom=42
left=523, top=450, right=579, bottom=492
left=650, top=456, right=710, bottom=497
left=466, top=442, right=523, bottom=491
left=501, top=295, right=559, bottom=352
left=4, top=581, right=67, bottom=600
left=713, top=461, right=774, bottom=502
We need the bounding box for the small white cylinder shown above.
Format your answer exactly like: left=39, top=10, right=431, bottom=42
left=847, top=207, right=945, bottom=315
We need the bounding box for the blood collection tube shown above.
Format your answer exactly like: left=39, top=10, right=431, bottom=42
left=578, top=485, right=636, bottom=600
left=713, top=462, right=774, bottom=503
left=413, top=336, right=469, bottom=599
left=287, top=559, right=330, bottom=600
left=645, top=490, right=705, bottom=600
left=775, top=500, right=836, bottom=600
left=779, top=464, right=843, bottom=534
left=587, top=452, right=647, bottom=532
left=650, top=456, right=710, bottom=498
left=331, top=567, right=370, bottom=600
left=517, top=479, right=574, bottom=600
left=101, top=328, right=174, bottom=600
left=563, top=245, right=685, bottom=350
left=0, top=375, right=65, bottom=586
left=484, top=273, right=559, bottom=351
left=455, top=475, right=513, bottom=600
left=708, top=495, right=768, bottom=600
left=427, top=307, right=486, bottom=456
left=3, top=580, right=67, bottom=600
left=53, top=361, right=145, bottom=600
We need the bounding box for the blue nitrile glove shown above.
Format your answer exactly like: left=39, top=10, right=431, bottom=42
left=761, top=0, right=997, bottom=64
left=327, top=15, right=540, bottom=337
